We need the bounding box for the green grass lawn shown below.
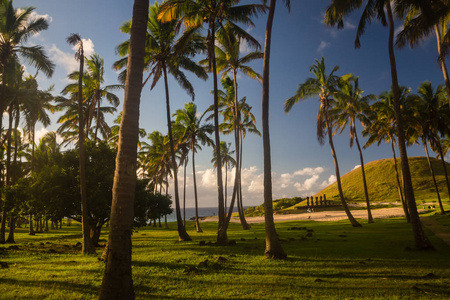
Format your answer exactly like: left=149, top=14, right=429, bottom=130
left=1, top=216, right=450, bottom=299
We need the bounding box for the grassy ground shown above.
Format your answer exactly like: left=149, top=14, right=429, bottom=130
left=1, top=215, right=450, bottom=299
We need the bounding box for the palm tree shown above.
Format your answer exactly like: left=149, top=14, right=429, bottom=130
left=0, top=0, right=54, bottom=138
left=212, top=141, right=236, bottom=218
left=285, top=57, right=361, bottom=227
left=159, top=0, right=266, bottom=245
left=261, top=0, right=290, bottom=259
left=201, top=22, right=263, bottom=229
left=363, top=88, right=411, bottom=221
left=99, top=0, right=148, bottom=298
left=66, top=33, right=95, bottom=254
left=174, top=103, right=214, bottom=233
left=413, top=82, right=448, bottom=214
left=333, top=75, right=376, bottom=223
left=325, top=0, right=433, bottom=250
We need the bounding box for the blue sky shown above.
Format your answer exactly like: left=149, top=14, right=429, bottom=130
left=15, top=0, right=448, bottom=207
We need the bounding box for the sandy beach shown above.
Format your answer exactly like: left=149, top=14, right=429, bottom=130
left=201, top=205, right=431, bottom=224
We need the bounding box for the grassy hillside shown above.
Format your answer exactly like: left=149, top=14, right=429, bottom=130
left=314, top=156, right=450, bottom=203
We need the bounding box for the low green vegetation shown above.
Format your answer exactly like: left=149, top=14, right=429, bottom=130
left=245, top=197, right=303, bottom=216
left=1, top=216, right=449, bottom=299
left=315, top=157, right=450, bottom=203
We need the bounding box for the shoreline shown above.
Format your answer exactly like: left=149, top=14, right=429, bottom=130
left=200, top=206, right=433, bottom=224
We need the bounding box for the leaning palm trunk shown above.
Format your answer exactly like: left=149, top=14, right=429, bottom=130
left=385, top=1, right=432, bottom=249
left=183, top=158, right=187, bottom=226
left=191, top=140, right=202, bottom=233
left=391, top=139, right=409, bottom=222
left=262, top=0, right=286, bottom=259
left=232, top=71, right=250, bottom=230
left=354, top=128, right=373, bottom=223
left=325, top=108, right=361, bottom=227
left=163, top=64, right=190, bottom=240
left=99, top=1, right=148, bottom=298
left=423, top=139, right=444, bottom=214
left=238, top=131, right=250, bottom=229
left=435, top=24, right=450, bottom=107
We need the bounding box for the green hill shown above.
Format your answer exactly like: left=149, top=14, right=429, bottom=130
left=313, top=156, right=450, bottom=203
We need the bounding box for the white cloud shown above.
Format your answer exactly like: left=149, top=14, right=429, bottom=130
left=352, top=164, right=361, bottom=170
left=48, top=39, right=95, bottom=73
left=29, top=11, right=53, bottom=23
left=328, top=175, right=336, bottom=184
left=294, top=175, right=320, bottom=192
left=344, top=21, right=356, bottom=30
left=394, top=25, right=404, bottom=38
left=317, top=41, right=330, bottom=52
left=293, top=167, right=324, bottom=176
left=239, top=39, right=252, bottom=54
left=200, top=168, right=217, bottom=189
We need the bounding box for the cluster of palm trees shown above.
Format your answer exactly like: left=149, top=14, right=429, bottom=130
left=285, top=57, right=450, bottom=230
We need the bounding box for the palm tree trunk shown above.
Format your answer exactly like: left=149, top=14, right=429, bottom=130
left=262, top=0, right=286, bottom=259
left=224, top=164, right=227, bottom=219
left=1, top=107, right=14, bottom=244
left=232, top=70, right=249, bottom=230
left=391, top=139, right=409, bottom=222
left=162, top=64, right=190, bottom=241
left=386, top=1, right=433, bottom=250
left=99, top=1, right=148, bottom=298
left=435, top=138, right=450, bottom=213
left=191, top=141, right=202, bottom=233
left=325, top=110, right=361, bottom=227
left=183, top=158, right=187, bottom=226
left=435, top=24, right=450, bottom=107
left=423, top=139, right=444, bottom=214
left=77, top=46, right=95, bottom=255
left=12, top=107, right=20, bottom=184
left=210, top=22, right=227, bottom=245
left=94, top=94, right=101, bottom=142
left=354, top=128, right=373, bottom=223
left=238, top=130, right=250, bottom=229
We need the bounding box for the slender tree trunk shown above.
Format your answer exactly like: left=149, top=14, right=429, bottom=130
left=1, top=107, right=13, bottom=243
left=423, top=139, right=444, bottom=214
left=210, top=23, right=227, bottom=245
left=391, top=139, right=409, bottom=222
left=29, top=214, right=35, bottom=235
left=183, top=158, right=187, bottom=226
left=325, top=109, right=361, bottom=227
left=192, top=141, right=202, bottom=233
left=232, top=70, right=250, bottom=230
left=386, top=1, right=433, bottom=249
left=99, top=1, right=148, bottom=298
left=162, top=64, right=190, bottom=241
left=224, top=164, right=228, bottom=219
left=6, top=215, right=15, bottom=243
left=94, top=94, right=101, bottom=142
left=12, top=107, right=19, bottom=184
left=436, top=138, right=450, bottom=212
left=44, top=218, right=49, bottom=232
left=435, top=24, right=450, bottom=107
left=75, top=41, right=95, bottom=255
left=238, top=131, right=250, bottom=229
left=262, top=0, right=286, bottom=259
left=354, top=128, right=373, bottom=223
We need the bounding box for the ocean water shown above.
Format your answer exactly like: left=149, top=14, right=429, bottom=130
left=166, top=206, right=239, bottom=223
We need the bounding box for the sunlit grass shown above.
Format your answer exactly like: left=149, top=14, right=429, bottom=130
left=1, top=216, right=450, bottom=299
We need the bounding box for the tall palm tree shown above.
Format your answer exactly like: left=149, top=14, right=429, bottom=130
left=0, top=0, right=54, bottom=244
left=0, top=0, right=54, bottom=138
left=99, top=0, right=148, bottom=298
left=201, top=23, right=262, bottom=230
left=325, top=0, right=433, bottom=250
left=261, top=0, right=290, bottom=259
left=333, top=75, right=376, bottom=223
left=174, top=103, right=214, bottom=233
left=363, top=88, right=411, bottom=221
left=159, top=0, right=266, bottom=245
left=66, top=33, right=95, bottom=254
left=285, top=57, right=361, bottom=227
left=212, top=141, right=236, bottom=218
left=413, top=82, right=449, bottom=214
